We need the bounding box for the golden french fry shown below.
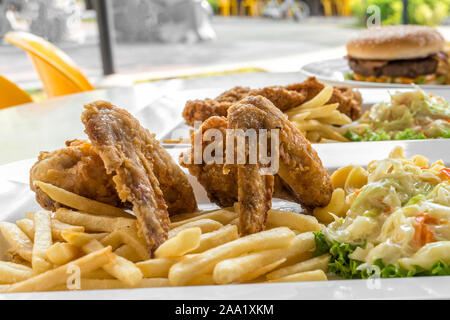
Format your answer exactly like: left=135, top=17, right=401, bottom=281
left=46, top=243, right=81, bottom=265
left=241, top=258, right=286, bottom=283
left=32, top=211, right=53, bottom=274
left=16, top=219, right=34, bottom=240
left=169, top=219, right=223, bottom=238
left=0, top=222, right=33, bottom=262
left=169, top=209, right=220, bottom=223
left=170, top=208, right=237, bottom=229
left=301, top=104, right=339, bottom=120
left=19, top=216, right=85, bottom=241
left=155, top=228, right=201, bottom=258
left=266, top=254, right=330, bottom=280
left=169, top=227, right=295, bottom=286
left=34, top=181, right=134, bottom=218
left=83, top=269, right=115, bottom=279
left=76, top=278, right=170, bottom=290
left=0, top=261, right=34, bottom=283
left=7, top=246, right=114, bottom=293
left=212, top=232, right=314, bottom=284
left=266, top=210, right=321, bottom=233
left=54, top=208, right=136, bottom=233
left=114, top=245, right=141, bottom=263
left=116, top=228, right=150, bottom=261
left=62, top=231, right=143, bottom=286
left=187, top=274, right=215, bottom=286
left=289, top=85, right=333, bottom=113
left=313, top=188, right=349, bottom=224
left=190, top=225, right=239, bottom=254
left=88, top=232, right=109, bottom=241
left=268, top=269, right=327, bottom=283
left=319, top=110, right=352, bottom=125
left=99, top=231, right=123, bottom=250
left=137, top=258, right=179, bottom=278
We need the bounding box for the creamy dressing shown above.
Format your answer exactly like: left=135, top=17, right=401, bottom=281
left=324, top=150, right=450, bottom=270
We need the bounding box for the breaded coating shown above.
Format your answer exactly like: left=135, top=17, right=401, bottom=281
left=30, top=140, right=122, bottom=211
left=182, top=77, right=362, bottom=126
left=82, top=101, right=197, bottom=253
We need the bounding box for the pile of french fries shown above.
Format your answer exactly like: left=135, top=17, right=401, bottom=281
left=0, top=181, right=330, bottom=293
left=285, top=85, right=353, bottom=143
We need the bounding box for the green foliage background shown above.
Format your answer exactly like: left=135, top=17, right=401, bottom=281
left=352, top=0, right=450, bottom=26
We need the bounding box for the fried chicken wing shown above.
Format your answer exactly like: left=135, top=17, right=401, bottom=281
left=82, top=101, right=197, bottom=253
left=181, top=96, right=332, bottom=234
left=182, top=77, right=362, bottom=126
left=228, top=96, right=333, bottom=208
left=30, top=139, right=122, bottom=211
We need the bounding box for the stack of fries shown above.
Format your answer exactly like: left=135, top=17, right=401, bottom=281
left=286, top=86, right=352, bottom=143
left=0, top=181, right=329, bottom=293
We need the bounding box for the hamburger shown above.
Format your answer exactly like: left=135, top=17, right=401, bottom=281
left=346, top=25, right=449, bottom=84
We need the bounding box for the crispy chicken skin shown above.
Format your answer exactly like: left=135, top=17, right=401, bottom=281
left=227, top=96, right=332, bottom=233
left=30, top=140, right=121, bottom=211
left=228, top=96, right=333, bottom=208
left=179, top=117, right=302, bottom=208
left=182, top=77, right=362, bottom=126
left=181, top=96, right=332, bottom=234
left=82, top=101, right=197, bottom=253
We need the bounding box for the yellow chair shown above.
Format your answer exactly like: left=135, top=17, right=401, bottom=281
left=241, top=0, right=259, bottom=16
left=219, top=0, right=231, bottom=16
left=5, top=31, right=95, bottom=98
left=321, top=0, right=334, bottom=16
left=0, top=75, right=33, bottom=109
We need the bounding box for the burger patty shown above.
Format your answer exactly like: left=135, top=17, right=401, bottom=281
left=348, top=55, right=438, bottom=78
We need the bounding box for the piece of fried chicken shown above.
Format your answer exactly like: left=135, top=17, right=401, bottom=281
left=82, top=101, right=197, bottom=253
left=181, top=96, right=332, bottom=234
left=182, top=77, right=362, bottom=126
left=30, top=139, right=123, bottom=211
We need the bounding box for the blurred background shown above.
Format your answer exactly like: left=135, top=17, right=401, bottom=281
left=1, top=0, right=450, bottom=99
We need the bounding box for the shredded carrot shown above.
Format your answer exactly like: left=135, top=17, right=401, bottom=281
left=414, top=214, right=436, bottom=247
left=440, top=168, right=450, bottom=180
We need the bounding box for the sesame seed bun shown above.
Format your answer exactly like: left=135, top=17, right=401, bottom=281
left=346, top=25, right=444, bottom=60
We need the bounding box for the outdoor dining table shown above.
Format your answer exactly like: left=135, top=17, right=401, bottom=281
left=0, top=72, right=310, bottom=165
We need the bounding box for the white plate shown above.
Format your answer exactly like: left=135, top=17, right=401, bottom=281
left=300, top=58, right=450, bottom=89
left=1, top=139, right=449, bottom=299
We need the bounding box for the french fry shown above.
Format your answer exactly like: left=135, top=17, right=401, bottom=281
left=99, top=231, right=123, bottom=250
left=212, top=232, right=314, bottom=284
left=88, top=232, right=109, bottom=241
left=116, top=229, right=150, bottom=261
left=266, top=254, right=330, bottom=280
left=266, top=210, right=321, bottom=233
left=155, top=228, right=201, bottom=258
left=287, top=85, right=333, bottom=113
left=54, top=208, right=135, bottom=233
left=7, top=246, right=114, bottom=293
left=170, top=208, right=237, bottom=229
left=46, top=243, right=81, bottom=265
left=62, top=231, right=143, bottom=286
left=114, top=245, right=141, bottom=263
left=190, top=225, right=239, bottom=254
left=170, top=209, right=219, bottom=223
left=51, top=278, right=170, bottom=291
left=169, top=227, right=295, bottom=286
left=34, top=181, right=134, bottom=218
left=83, top=269, right=115, bottom=279
left=19, top=216, right=85, bottom=241
left=32, top=211, right=53, bottom=274
left=137, top=258, right=179, bottom=278
left=0, top=261, right=34, bottom=283
left=241, top=258, right=286, bottom=283
left=268, top=269, right=327, bottom=283
left=187, top=274, right=216, bottom=286
left=0, top=222, right=33, bottom=262
left=0, top=285, right=10, bottom=292
left=169, top=219, right=223, bottom=238
left=16, top=219, right=34, bottom=240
